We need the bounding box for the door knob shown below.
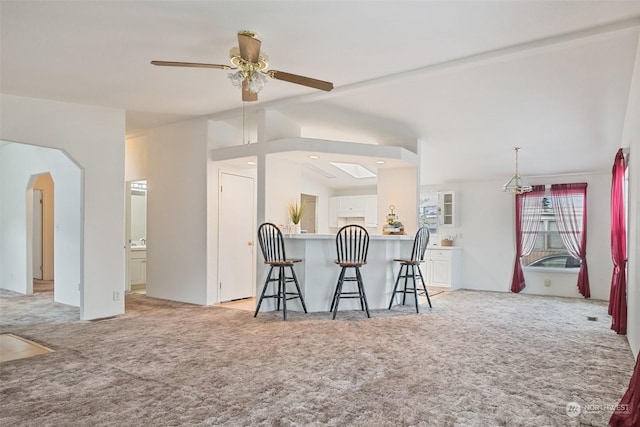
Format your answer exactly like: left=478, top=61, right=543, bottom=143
left=248, top=241, right=254, bottom=246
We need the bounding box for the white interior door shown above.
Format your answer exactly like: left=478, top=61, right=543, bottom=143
left=33, top=189, right=43, bottom=280
left=218, top=172, right=255, bottom=302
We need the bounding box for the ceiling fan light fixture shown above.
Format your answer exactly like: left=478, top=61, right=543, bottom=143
left=246, top=72, right=268, bottom=93
left=228, top=70, right=245, bottom=87
left=227, top=70, right=268, bottom=94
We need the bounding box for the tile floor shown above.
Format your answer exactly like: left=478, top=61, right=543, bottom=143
left=218, top=297, right=256, bottom=312
left=0, top=333, right=54, bottom=363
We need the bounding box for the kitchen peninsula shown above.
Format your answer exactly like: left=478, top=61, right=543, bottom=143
left=210, top=130, right=422, bottom=308
left=280, top=233, right=415, bottom=312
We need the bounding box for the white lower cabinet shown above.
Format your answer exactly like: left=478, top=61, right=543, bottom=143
left=129, top=250, right=147, bottom=286
left=424, top=247, right=461, bottom=289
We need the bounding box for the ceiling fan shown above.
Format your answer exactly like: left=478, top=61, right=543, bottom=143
left=151, top=30, right=334, bottom=102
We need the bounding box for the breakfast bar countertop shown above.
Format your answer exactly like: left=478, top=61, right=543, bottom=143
left=283, top=233, right=414, bottom=240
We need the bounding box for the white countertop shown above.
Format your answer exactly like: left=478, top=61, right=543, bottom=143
left=283, top=233, right=414, bottom=241
left=427, top=245, right=461, bottom=250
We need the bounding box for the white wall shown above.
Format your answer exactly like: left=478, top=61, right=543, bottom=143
left=621, top=33, right=640, bottom=358
left=300, top=173, right=334, bottom=234
left=0, top=143, right=81, bottom=306
left=0, top=95, right=125, bottom=320
left=627, top=133, right=639, bottom=358
left=258, top=110, right=301, bottom=142
left=146, top=118, right=208, bottom=305
left=378, top=167, right=419, bottom=236
left=125, top=135, right=148, bottom=182
left=424, top=172, right=613, bottom=300
left=265, top=156, right=302, bottom=227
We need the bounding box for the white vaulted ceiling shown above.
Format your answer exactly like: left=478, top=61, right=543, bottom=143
left=2, top=1, right=640, bottom=184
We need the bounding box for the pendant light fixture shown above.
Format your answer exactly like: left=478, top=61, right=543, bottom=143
left=502, top=147, right=532, bottom=194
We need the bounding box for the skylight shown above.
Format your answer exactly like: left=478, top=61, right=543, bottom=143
left=329, top=162, right=376, bottom=179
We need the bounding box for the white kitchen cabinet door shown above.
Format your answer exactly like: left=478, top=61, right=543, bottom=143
left=439, top=191, right=456, bottom=227
left=430, top=258, right=450, bottom=286
left=350, top=196, right=366, bottom=214
left=424, top=247, right=461, bottom=289
left=336, top=196, right=366, bottom=217
left=129, top=252, right=146, bottom=285
left=328, top=197, right=339, bottom=227
left=337, top=197, right=351, bottom=215
left=364, top=196, right=377, bottom=227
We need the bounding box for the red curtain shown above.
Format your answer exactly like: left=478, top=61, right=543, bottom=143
left=610, top=354, right=640, bottom=427
left=608, top=148, right=627, bottom=334
left=550, top=183, right=590, bottom=298
left=511, top=185, right=545, bottom=293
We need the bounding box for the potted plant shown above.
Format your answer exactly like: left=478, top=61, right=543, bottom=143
left=288, top=201, right=305, bottom=233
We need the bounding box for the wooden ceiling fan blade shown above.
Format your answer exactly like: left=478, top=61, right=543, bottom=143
left=268, top=70, right=333, bottom=92
left=242, top=79, right=258, bottom=102
left=237, top=32, right=261, bottom=63
left=151, top=60, right=231, bottom=69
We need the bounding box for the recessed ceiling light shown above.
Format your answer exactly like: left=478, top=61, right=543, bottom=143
left=329, top=162, right=376, bottom=179
left=247, top=161, right=256, bottom=165
left=309, top=155, right=319, bottom=159
left=376, top=160, right=385, bottom=165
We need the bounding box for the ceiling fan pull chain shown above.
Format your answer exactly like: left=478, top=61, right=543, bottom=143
left=247, top=105, right=251, bottom=144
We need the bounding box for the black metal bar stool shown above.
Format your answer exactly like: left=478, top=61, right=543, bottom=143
left=330, top=224, right=370, bottom=319
left=388, top=226, right=432, bottom=313
left=254, top=223, right=307, bottom=321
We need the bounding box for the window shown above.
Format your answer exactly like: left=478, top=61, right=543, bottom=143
left=522, top=190, right=582, bottom=269
left=419, top=193, right=439, bottom=237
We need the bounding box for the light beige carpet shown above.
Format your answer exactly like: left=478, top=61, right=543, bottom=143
left=0, top=288, right=633, bottom=426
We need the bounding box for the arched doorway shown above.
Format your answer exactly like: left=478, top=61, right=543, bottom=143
left=0, top=141, right=82, bottom=313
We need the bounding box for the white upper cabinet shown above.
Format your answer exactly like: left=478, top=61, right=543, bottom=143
left=364, top=195, right=377, bottom=227
left=329, top=195, right=378, bottom=226
left=329, top=197, right=339, bottom=227
left=335, top=195, right=366, bottom=217
left=439, top=191, right=455, bottom=227
left=419, top=190, right=457, bottom=232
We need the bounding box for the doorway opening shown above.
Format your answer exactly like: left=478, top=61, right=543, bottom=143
left=300, top=194, right=317, bottom=234
left=32, top=173, right=55, bottom=294
left=127, top=180, right=147, bottom=294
